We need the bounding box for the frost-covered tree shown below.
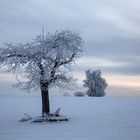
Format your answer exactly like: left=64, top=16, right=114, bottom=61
left=83, top=70, right=107, bottom=97
left=0, top=30, right=84, bottom=116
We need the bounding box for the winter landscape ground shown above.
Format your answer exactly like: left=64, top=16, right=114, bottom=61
left=0, top=96, right=140, bottom=140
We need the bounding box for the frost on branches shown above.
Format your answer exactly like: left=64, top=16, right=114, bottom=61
left=0, top=30, right=84, bottom=116
left=83, top=70, right=107, bottom=97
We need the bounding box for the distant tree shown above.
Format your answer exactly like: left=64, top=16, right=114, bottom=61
left=0, top=30, right=84, bottom=116
left=83, top=70, right=107, bottom=97
left=63, top=92, right=70, bottom=97
left=74, top=91, right=85, bottom=97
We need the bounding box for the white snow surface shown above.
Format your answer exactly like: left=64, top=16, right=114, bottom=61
left=0, top=96, right=140, bottom=140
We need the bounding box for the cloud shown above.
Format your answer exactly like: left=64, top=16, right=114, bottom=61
left=75, top=55, right=140, bottom=76
left=95, top=5, right=140, bottom=36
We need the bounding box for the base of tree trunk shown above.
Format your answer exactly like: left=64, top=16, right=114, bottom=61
left=32, top=115, right=69, bottom=123
left=19, top=113, right=69, bottom=123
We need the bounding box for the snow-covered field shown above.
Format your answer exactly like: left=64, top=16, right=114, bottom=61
left=0, top=96, right=140, bottom=140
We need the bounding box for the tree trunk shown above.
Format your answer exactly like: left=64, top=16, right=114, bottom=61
left=40, top=85, right=50, bottom=117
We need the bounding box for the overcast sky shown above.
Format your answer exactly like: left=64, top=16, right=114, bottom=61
left=0, top=0, right=140, bottom=96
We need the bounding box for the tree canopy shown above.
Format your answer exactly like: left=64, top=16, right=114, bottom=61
left=0, top=30, right=84, bottom=91
left=83, top=70, right=107, bottom=97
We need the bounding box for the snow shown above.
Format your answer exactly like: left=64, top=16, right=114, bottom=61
left=0, top=96, right=140, bottom=140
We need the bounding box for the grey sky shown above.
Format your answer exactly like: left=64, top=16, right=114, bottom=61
left=0, top=0, right=140, bottom=96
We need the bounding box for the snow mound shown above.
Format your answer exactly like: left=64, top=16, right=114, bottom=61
left=19, top=113, right=32, bottom=122
left=19, top=108, right=69, bottom=123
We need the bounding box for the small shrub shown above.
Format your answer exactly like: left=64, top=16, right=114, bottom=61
left=74, top=91, right=85, bottom=97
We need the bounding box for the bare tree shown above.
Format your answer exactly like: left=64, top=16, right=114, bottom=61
left=83, top=70, right=107, bottom=97
left=0, top=30, right=84, bottom=116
